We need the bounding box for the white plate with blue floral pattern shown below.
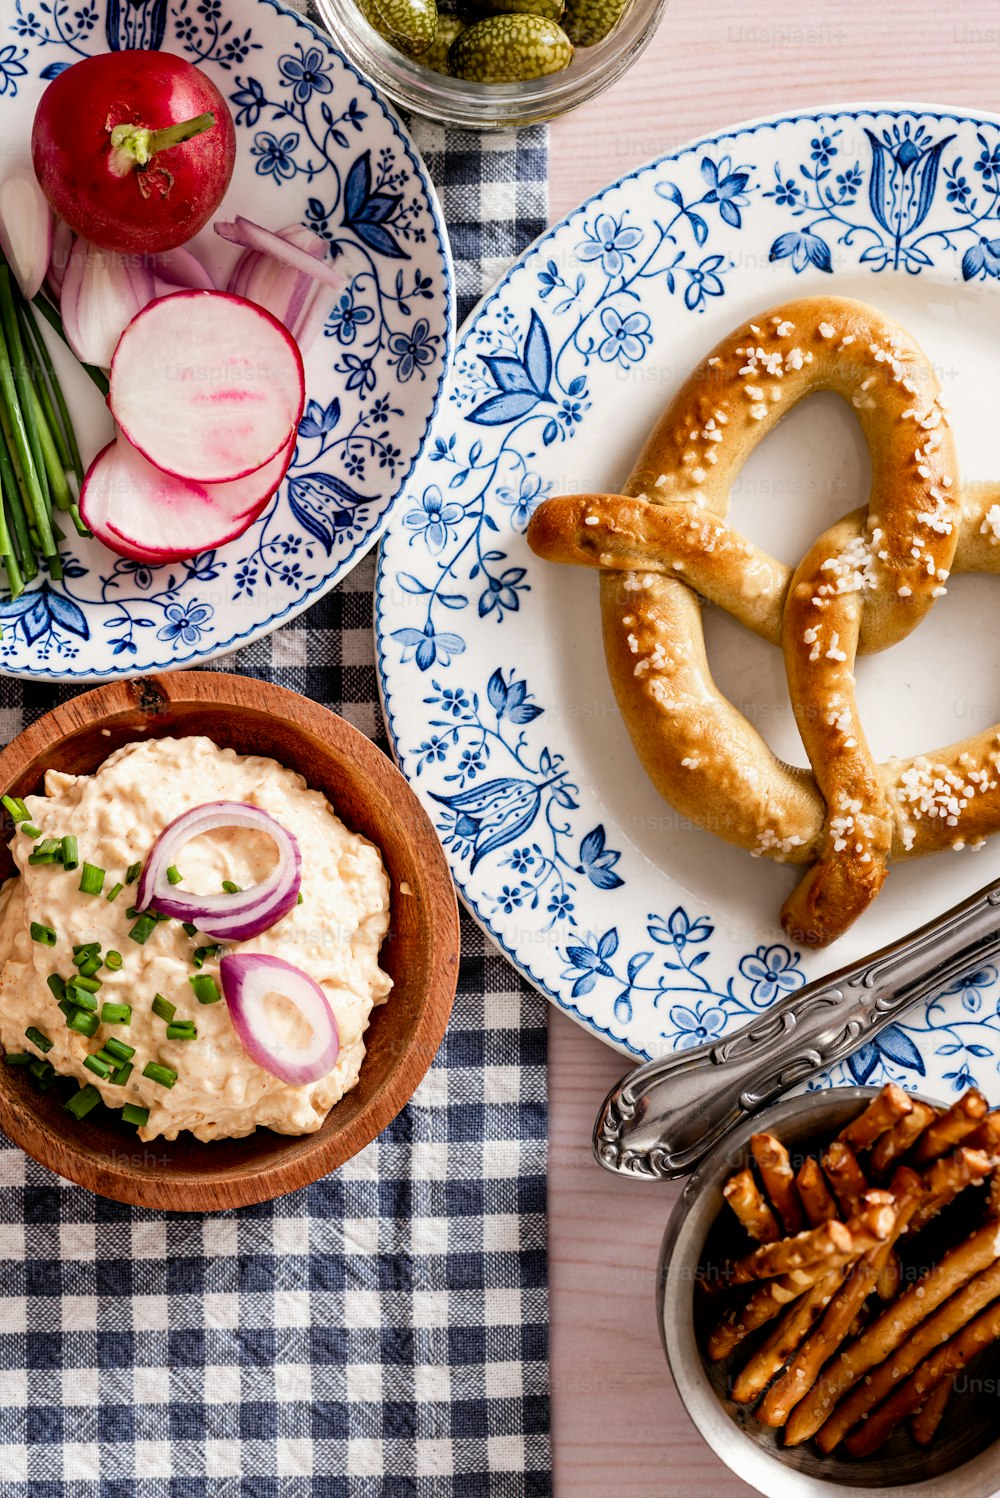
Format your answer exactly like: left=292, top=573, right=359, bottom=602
left=0, top=0, right=451, bottom=678
left=376, top=103, right=1000, bottom=1101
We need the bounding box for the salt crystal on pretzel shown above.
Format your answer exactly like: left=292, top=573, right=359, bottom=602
left=911, top=1089, right=989, bottom=1164
left=750, top=1133, right=803, bottom=1234
left=836, top=1083, right=911, bottom=1151
left=869, top=1100, right=937, bottom=1177
left=721, top=1167, right=781, bottom=1243
left=820, top=1139, right=869, bottom=1217
left=795, top=1157, right=839, bottom=1227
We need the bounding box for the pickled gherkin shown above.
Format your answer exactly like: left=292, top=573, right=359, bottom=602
left=448, top=13, right=574, bottom=81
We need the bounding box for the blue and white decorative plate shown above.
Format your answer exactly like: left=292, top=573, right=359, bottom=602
left=376, top=104, right=1000, bottom=1101
left=0, top=0, right=452, bottom=678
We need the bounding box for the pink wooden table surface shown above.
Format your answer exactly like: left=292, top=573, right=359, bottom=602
left=543, top=4, right=1000, bottom=1492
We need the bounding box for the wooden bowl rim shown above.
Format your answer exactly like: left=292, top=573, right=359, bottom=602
left=0, top=671, right=460, bottom=1210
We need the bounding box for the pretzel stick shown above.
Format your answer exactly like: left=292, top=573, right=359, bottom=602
left=795, top=1157, right=839, bottom=1226
left=821, top=1139, right=869, bottom=1216
left=908, top=1146, right=992, bottom=1233
left=721, top=1168, right=781, bottom=1243
left=870, top=1101, right=937, bottom=1177
left=709, top=1201, right=894, bottom=1362
left=911, top=1377, right=953, bottom=1447
left=875, top=1247, right=901, bottom=1302
left=837, top=1084, right=912, bottom=1151
left=750, top=1134, right=804, bottom=1233
left=911, top=1089, right=989, bottom=1165
left=756, top=1167, right=926, bottom=1429
left=710, top=1219, right=856, bottom=1292
left=812, top=1219, right=1000, bottom=1452
left=965, top=1110, right=1000, bottom=1158
left=988, top=1169, right=1000, bottom=1221
left=730, top=1268, right=847, bottom=1405
left=844, top=1297, right=1000, bottom=1457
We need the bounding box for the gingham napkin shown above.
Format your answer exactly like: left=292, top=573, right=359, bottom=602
left=0, top=41, right=553, bottom=1496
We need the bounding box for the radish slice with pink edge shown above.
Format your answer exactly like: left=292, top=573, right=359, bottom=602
left=109, top=290, right=305, bottom=484
left=79, top=433, right=292, bottom=564
left=220, top=953, right=340, bottom=1086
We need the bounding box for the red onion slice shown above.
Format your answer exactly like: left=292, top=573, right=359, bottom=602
left=0, top=167, right=53, bottom=301
left=136, top=801, right=301, bottom=940
left=220, top=953, right=340, bottom=1085
left=215, top=214, right=349, bottom=292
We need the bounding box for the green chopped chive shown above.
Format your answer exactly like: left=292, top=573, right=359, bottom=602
left=29, top=1057, right=56, bottom=1090
left=60, top=835, right=79, bottom=870
left=166, top=865, right=183, bottom=885
left=1, top=794, right=28, bottom=821
left=221, top=880, right=241, bottom=894
left=69, top=974, right=101, bottom=994
left=4, top=1052, right=31, bottom=1066
left=73, top=941, right=100, bottom=959
left=77, top=956, right=102, bottom=979
left=28, top=837, right=63, bottom=866
left=182, top=922, right=198, bottom=937
left=122, top=1103, right=149, bottom=1127
left=25, top=1026, right=53, bottom=1053
left=142, top=1061, right=177, bottom=1089
left=104, top=950, right=123, bottom=971
left=165, top=1021, right=197, bottom=1040
left=79, top=863, right=105, bottom=896
left=65, top=985, right=98, bottom=1012
left=193, top=944, right=222, bottom=969
left=57, top=997, right=75, bottom=1020
left=100, top=1002, right=131, bottom=1025
left=151, top=994, right=175, bottom=1023
left=189, top=974, right=221, bottom=1005
left=128, top=914, right=157, bottom=945
left=66, top=1008, right=99, bottom=1037
left=125, top=862, right=141, bottom=885
left=65, top=1083, right=101, bottom=1119
left=105, top=883, right=123, bottom=903
left=29, top=922, right=56, bottom=947
left=125, top=905, right=138, bottom=920
left=47, top=972, right=66, bottom=1001
left=83, top=1053, right=112, bottom=1080
left=111, top=1059, right=133, bottom=1085
left=103, top=1037, right=135, bottom=1062
left=20, top=823, right=41, bottom=839
left=296, top=892, right=303, bottom=905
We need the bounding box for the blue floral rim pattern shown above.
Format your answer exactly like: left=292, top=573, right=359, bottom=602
left=375, top=102, right=1000, bottom=1095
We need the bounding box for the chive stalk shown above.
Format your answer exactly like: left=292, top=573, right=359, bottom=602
left=100, top=1001, right=131, bottom=1024
left=129, top=913, right=157, bottom=944
left=79, top=862, right=105, bottom=896
left=105, top=882, right=123, bottom=903
left=104, top=950, right=123, bottom=970
left=122, top=1103, right=149, bottom=1127
left=24, top=1026, right=53, bottom=1053
left=189, top=974, right=221, bottom=1005
left=60, top=835, right=79, bottom=870
left=151, top=994, right=175, bottom=1023
left=165, top=1021, right=197, bottom=1040
left=142, top=1061, right=177, bottom=1088
left=65, top=1083, right=101, bottom=1119
left=29, top=922, right=56, bottom=946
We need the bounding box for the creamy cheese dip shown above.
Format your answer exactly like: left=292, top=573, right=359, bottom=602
left=0, top=736, right=392, bottom=1142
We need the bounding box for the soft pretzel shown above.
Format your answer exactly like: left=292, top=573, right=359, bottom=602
left=527, top=296, right=1000, bottom=945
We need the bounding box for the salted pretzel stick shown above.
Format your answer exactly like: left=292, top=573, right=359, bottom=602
left=750, top=1134, right=803, bottom=1233
left=811, top=1218, right=1000, bottom=1452
left=875, top=1248, right=901, bottom=1302
left=908, top=1146, right=992, bottom=1233
left=756, top=1168, right=926, bottom=1429
left=721, top=1168, right=781, bottom=1243
left=869, top=1101, right=937, bottom=1177
left=820, top=1139, right=869, bottom=1216
left=730, top=1268, right=846, bottom=1405
left=911, top=1377, right=953, bottom=1447
left=965, top=1110, right=1000, bottom=1158
left=837, top=1084, right=911, bottom=1151
left=711, top=1219, right=856, bottom=1292
left=911, top=1089, right=988, bottom=1165
left=795, top=1158, right=838, bottom=1226
left=708, top=1202, right=894, bottom=1359
left=988, top=1169, right=1000, bottom=1221
left=845, top=1296, right=1000, bottom=1457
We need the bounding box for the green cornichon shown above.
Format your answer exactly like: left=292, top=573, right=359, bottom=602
left=448, top=13, right=573, bottom=80
left=423, top=14, right=468, bottom=71
left=356, top=0, right=439, bottom=55
left=461, top=0, right=565, bottom=21
left=562, top=0, right=627, bottom=46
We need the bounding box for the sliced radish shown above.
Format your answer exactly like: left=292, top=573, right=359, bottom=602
left=109, top=291, right=305, bottom=483
left=80, top=431, right=292, bottom=564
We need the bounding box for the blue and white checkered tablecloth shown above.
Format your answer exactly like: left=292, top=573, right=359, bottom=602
left=0, top=30, right=552, bottom=1491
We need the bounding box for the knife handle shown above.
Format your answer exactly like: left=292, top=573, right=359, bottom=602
left=593, top=875, right=1000, bottom=1179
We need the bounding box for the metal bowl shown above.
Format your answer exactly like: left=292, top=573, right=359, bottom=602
left=657, top=1086, right=1000, bottom=1497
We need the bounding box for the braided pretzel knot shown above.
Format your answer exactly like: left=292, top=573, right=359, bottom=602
left=527, top=296, right=1000, bottom=947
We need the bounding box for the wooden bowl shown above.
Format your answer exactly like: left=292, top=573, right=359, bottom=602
left=0, top=671, right=460, bottom=1210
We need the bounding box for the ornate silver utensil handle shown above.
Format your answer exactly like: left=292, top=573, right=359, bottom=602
left=594, top=876, right=1000, bottom=1179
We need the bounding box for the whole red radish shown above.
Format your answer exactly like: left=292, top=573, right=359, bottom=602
left=31, top=50, right=236, bottom=255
